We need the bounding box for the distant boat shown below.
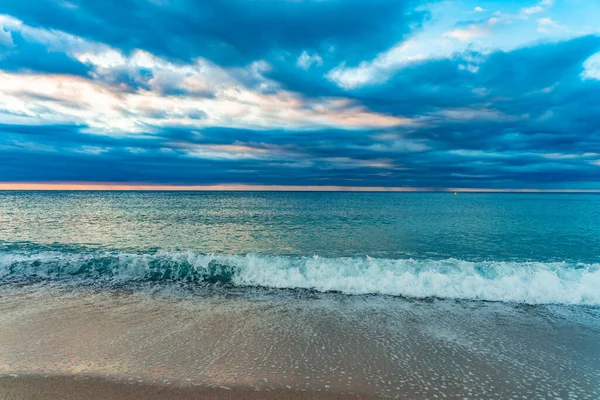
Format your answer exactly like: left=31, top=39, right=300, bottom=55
left=453, top=192, right=457, bottom=196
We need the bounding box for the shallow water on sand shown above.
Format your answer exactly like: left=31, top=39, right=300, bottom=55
left=1, top=284, right=599, bottom=399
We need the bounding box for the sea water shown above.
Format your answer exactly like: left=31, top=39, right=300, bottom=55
left=1, top=191, right=599, bottom=305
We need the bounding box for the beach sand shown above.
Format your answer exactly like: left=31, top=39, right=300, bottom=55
left=1, top=284, right=599, bottom=399
left=0, top=376, right=379, bottom=400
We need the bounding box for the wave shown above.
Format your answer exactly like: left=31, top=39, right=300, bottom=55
left=1, top=250, right=599, bottom=305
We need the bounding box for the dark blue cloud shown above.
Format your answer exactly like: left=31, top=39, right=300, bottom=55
left=339, top=36, right=600, bottom=166
left=0, top=0, right=426, bottom=66
left=2, top=116, right=600, bottom=189
left=0, top=32, right=90, bottom=75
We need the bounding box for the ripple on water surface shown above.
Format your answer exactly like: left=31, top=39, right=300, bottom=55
left=0, top=284, right=599, bottom=399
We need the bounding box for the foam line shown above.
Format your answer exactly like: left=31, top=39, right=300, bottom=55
left=1, top=251, right=599, bottom=305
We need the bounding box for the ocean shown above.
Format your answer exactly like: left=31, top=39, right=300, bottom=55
left=1, top=191, right=599, bottom=399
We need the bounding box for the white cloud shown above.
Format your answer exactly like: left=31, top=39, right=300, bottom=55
left=325, top=3, right=523, bottom=90
left=458, top=63, right=480, bottom=73
left=326, top=0, right=586, bottom=90
left=0, top=16, right=16, bottom=48
left=538, top=152, right=599, bottom=160
left=433, top=108, right=524, bottom=122
left=537, top=17, right=555, bottom=26
left=321, top=157, right=396, bottom=169
left=522, top=0, right=554, bottom=15
left=76, top=49, right=126, bottom=69
left=0, top=140, right=56, bottom=153
left=449, top=149, right=511, bottom=158
left=296, top=51, right=323, bottom=70
left=444, top=24, right=488, bottom=41
left=522, top=5, right=544, bottom=15
left=59, top=1, right=78, bottom=9
left=0, top=14, right=102, bottom=56
left=327, top=18, right=493, bottom=89
left=474, top=6, right=485, bottom=13
left=582, top=52, right=600, bottom=80
left=74, top=146, right=111, bottom=155
left=125, top=147, right=147, bottom=154
left=326, top=39, right=430, bottom=89
left=367, top=134, right=430, bottom=153
left=175, top=143, right=289, bottom=160
left=0, top=27, right=13, bottom=48
left=0, top=70, right=411, bottom=133
left=0, top=16, right=412, bottom=133
left=536, top=17, right=568, bottom=34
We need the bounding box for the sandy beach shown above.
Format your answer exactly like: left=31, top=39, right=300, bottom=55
left=0, top=376, right=380, bottom=400
left=1, top=283, right=599, bottom=399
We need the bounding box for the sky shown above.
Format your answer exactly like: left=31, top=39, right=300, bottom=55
left=1, top=0, right=600, bottom=190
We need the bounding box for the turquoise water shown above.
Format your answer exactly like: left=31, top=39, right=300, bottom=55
left=1, top=191, right=599, bottom=304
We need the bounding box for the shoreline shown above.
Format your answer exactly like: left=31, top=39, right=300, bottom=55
left=0, top=375, right=377, bottom=400
left=0, top=284, right=598, bottom=399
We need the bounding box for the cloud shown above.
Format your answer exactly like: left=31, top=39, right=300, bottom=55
left=444, top=24, right=488, bottom=41
left=0, top=27, right=13, bottom=48
left=326, top=39, right=431, bottom=89
left=0, top=14, right=101, bottom=56
left=538, top=17, right=555, bottom=26
left=326, top=8, right=519, bottom=89
left=1, top=1, right=600, bottom=189
left=0, top=18, right=413, bottom=133
left=582, top=52, right=600, bottom=80
left=320, top=157, right=396, bottom=169
left=73, top=145, right=111, bottom=155
left=474, top=7, right=485, bottom=13
left=0, top=70, right=412, bottom=132
left=522, top=0, right=554, bottom=15
left=174, top=142, right=292, bottom=160
left=536, top=17, right=568, bottom=34
left=433, top=108, right=524, bottom=122
left=296, top=51, right=323, bottom=70
left=0, top=0, right=425, bottom=66
left=325, top=0, right=596, bottom=91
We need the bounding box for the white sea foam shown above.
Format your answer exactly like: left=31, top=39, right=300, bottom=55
left=1, top=251, right=599, bottom=305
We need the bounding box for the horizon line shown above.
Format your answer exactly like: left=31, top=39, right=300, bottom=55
left=1, top=183, right=599, bottom=193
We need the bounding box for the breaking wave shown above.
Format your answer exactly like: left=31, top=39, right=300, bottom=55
left=1, top=250, right=599, bottom=305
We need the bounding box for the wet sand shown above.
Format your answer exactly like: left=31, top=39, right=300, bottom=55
left=1, top=284, right=599, bottom=399
left=0, top=376, right=378, bottom=400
